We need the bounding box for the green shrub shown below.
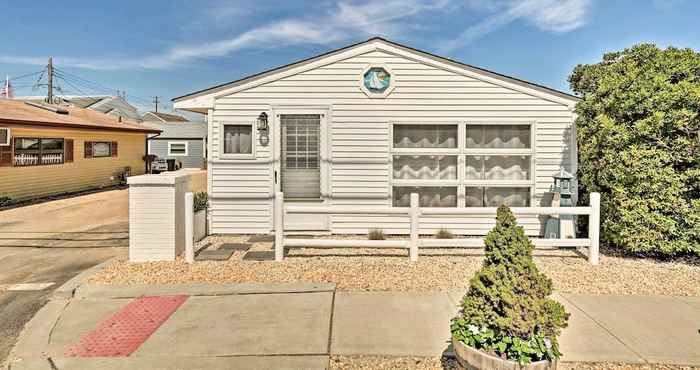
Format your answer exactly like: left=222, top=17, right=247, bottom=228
left=0, top=196, right=13, bottom=207
left=569, top=43, right=700, bottom=257
left=193, top=192, right=209, bottom=213
left=452, top=205, right=568, bottom=364
left=435, top=228, right=454, bottom=239
left=368, top=228, right=386, bottom=240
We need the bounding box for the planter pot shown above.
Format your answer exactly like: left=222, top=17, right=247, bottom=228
left=193, top=210, right=207, bottom=242
left=452, top=337, right=556, bottom=370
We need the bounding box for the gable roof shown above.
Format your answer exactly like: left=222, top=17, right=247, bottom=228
left=140, top=121, right=206, bottom=139
left=0, top=99, right=159, bottom=133
left=143, top=111, right=188, bottom=122
left=173, top=37, right=580, bottom=108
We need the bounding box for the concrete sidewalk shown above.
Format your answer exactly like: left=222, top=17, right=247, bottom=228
left=6, top=283, right=700, bottom=369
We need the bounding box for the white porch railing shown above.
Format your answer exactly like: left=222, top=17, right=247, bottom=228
left=274, top=192, right=601, bottom=265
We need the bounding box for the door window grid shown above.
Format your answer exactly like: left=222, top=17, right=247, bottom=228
left=283, top=115, right=320, bottom=170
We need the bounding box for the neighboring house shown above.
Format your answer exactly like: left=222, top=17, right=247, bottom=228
left=19, top=95, right=142, bottom=122
left=0, top=99, right=159, bottom=201
left=141, top=120, right=207, bottom=169
left=142, top=111, right=188, bottom=122
left=173, top=37, right=579, bottom=235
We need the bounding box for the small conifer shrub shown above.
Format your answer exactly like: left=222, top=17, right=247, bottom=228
left=451, top=205, right=569, bottom=364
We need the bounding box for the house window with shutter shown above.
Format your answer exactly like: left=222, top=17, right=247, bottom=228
left=84, top=141, right=118, bottom=158
left=13, top=137, right=66, bottom=166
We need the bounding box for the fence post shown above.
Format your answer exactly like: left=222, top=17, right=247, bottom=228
left=185, top=192, right=194, bottom=264
left=588, top=192, right=600, bottom=265
left=409, top=193, right=419, bottom=262
left=275, top=191, right=284, bottom=261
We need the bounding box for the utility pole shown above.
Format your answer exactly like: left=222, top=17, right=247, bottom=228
left=47, top=57, right=53, bottom=103
left=152, top=96, right=160, bottom=112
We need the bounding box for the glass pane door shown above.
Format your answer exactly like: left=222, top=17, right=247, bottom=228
left=281, top=114, right=321, bottom=199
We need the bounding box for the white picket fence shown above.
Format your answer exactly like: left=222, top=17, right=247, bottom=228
left=274, top=192, right=601, bottom=265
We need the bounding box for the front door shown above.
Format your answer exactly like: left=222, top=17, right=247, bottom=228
left=278, top=113, right=328, bottom=231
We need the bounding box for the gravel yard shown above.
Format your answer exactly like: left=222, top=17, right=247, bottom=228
left=89, top=235, right=700, bottom=296
left=329, top=356, right=698, bottom=370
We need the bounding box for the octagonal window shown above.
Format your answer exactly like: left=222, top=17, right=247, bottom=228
left=363, top=67, right=391, bottom=93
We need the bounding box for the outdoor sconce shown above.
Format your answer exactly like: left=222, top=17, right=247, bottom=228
left=257, top=112, right=269, bottom=132
left=257, top=112, right=270, bottom=145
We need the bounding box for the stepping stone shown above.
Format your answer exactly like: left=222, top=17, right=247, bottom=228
left=220, top=243, right=251, bottom=251
left=248, top=235, right=273, bottom=242
left=196, top=249, right=234, bottom=261
left=242, top=250, right=275, bottom=261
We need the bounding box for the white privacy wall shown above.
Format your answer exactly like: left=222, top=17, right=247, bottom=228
left=209, top=49, right=576, bottom=235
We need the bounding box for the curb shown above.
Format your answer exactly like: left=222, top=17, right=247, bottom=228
left=74, top=282, right=337, bottom=299
left=51, top=257, right=117, bottom=300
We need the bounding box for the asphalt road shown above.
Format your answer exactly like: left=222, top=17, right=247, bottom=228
left=0, top=189, right=129, bottom=365
left=0, top=247, right=124, bottom=364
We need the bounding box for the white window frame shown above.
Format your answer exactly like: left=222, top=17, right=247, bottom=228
left=389, top=121, right=461, bottom=207
left=219, top=122, right=256, bottom=159
left=389, top=121, right=536, bottom=207
left=0, top=127, right=10, bottom=146
left=168, top=141, right=189, bottom=157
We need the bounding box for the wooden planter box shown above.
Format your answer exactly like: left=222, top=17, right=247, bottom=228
left=194, top=210, right=207, bottom=242
left=452, top=337, right=556, bottom=370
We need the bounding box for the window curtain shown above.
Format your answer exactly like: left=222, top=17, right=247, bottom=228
left=466, top=155, right=530, bottom=181
left=392, top=155, right=457, bottom=180
left=393, top=186, right=457, bottom=207
left=466, top=125, right=530, bottom=148
left=393, top=125, right=457, bottom=148
left=224, top=125, right=252, bottom=154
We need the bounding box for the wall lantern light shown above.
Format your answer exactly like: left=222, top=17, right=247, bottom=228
left=257, top=112, right=269, bottom=132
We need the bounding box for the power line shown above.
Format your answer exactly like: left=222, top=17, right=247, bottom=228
left=52, top=67, right=155, bottom=107
left=6, top=70, right=44, bottom=81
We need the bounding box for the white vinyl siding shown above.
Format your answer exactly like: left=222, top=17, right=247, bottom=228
left=209, top=49, right=576, bottom=235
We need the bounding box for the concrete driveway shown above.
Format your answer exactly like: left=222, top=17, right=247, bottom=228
left=0, top=190, right=129, bottom=365
left=0, top=189, right=129, bottom=247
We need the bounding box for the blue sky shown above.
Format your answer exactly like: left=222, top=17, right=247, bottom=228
left=1, top=0, right=697, bottom=116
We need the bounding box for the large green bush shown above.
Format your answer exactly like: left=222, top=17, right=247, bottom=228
left=452, top=205, right=568, bottom=364
left=570, top=44, right=700, bottom=256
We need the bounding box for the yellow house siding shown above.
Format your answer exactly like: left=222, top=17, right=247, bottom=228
left=0, top=125, right=147, bottom=200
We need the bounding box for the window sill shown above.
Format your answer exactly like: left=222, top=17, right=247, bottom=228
left=218, top=154, right=256, bottom=160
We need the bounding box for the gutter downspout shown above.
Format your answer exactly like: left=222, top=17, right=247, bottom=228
left=145, top=132, right=162, bottom=173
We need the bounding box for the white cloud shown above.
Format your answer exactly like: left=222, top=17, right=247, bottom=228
left=1, top=1, right=449, bottom=70
left=440, top=0, right=592, bottom=52
left=0, top=0, right=589, bottom=70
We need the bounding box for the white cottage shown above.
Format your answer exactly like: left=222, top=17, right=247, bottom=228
left=173, top=37, right=579, bottom=236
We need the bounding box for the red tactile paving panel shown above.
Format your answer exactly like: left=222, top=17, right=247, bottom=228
left=65, top=295, right=188, bottom=357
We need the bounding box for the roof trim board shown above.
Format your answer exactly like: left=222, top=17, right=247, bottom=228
left=0, top=119, right=160, bottom=134
left=173, top=37, right=580, bottom=109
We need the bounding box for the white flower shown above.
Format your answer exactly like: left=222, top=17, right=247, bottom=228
left=467, top=325, right=480, bottom=334
left=544, top=338, right=552, bottom=349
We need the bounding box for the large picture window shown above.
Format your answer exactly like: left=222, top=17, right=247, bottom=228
left=391, top=122, right=534, bottom=207
left=14, top=137, right=64, bottom=166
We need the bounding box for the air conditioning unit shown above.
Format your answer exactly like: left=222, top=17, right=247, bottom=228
left=0, top=128, right=9, bottom=146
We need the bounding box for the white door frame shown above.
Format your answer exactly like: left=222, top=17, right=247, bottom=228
left=271, top=106, right=330, bottom=230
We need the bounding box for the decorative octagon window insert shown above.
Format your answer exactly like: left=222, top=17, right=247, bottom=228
left=360, top=65, right=395, bottom=98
